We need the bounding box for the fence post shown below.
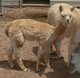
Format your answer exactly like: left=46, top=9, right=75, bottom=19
left=0, top=0, right=3, bottom=15
left=19, top=0, right=22, bottom=8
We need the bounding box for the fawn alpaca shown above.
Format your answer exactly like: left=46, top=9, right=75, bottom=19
left=5, top=19, right=68, bottom=71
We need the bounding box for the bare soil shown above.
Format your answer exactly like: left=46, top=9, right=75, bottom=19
left=0, top=7, right=80, bottom=78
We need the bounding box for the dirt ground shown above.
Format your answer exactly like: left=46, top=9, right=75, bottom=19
left=0, top=7, right=80, bottom=78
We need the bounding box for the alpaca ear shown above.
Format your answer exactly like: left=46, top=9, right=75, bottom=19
left=59, top=5, right=63, bottom=12
left=70, top=7, right=75, bottom=12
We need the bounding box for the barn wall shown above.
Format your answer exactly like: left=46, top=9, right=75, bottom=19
left=50, top=0, right=80, bottom=1
left=50, top=0, right=80, bottom=6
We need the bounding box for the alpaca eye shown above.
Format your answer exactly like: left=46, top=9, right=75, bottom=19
left=62, top=15, right=65, bottom=18
left=69, top=16, right=71, bottom=18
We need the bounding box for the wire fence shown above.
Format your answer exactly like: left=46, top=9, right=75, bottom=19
left=0, top=0, right=3, bottom=15
left=3, top=0, right=21, bottom=7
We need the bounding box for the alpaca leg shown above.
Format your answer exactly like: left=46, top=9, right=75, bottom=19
left=14, top=47, right=27, bottom=71
left=54, top=39, right=63, bottom=59
left=36, top=45, right=43, bottom=71
left=44, top=46, right=50, bottom=68
left=7, top=40, right=14, bottom=67
left=12, top=31, right=27, bottom=71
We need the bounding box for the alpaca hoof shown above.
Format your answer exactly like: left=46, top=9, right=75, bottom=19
left=10, top=64, right=14, bottom=68
left=58, top=56, right=63, bottom=59
left=46, top=65, right=50, bottom=68
left=70, top=69, right=76, bottom=74
left=23, top=68, right=28, bottom=72
left=36, top=68, right=41, bottom=72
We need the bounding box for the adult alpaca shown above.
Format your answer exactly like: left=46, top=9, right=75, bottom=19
left=48, top=3, right=75, bottom=57
left=48, top=3, right=80, bottom=73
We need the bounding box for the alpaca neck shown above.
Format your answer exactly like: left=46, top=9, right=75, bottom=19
left=54, top=24, right=67, bottom=36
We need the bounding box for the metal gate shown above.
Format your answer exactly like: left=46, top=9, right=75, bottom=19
left=23, top=0, right=49, bottom=4
left=0, top=0, right=3, bottom=15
